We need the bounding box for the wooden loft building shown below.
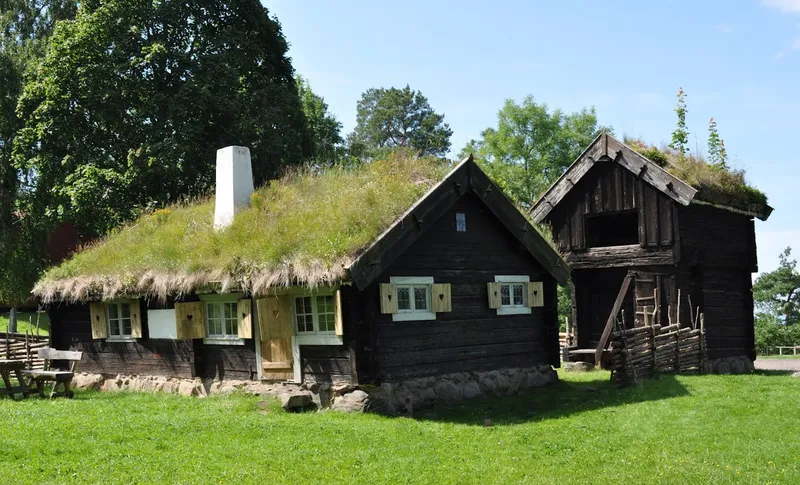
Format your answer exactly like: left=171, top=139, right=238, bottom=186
left=531, top=133, right=772, bottom=370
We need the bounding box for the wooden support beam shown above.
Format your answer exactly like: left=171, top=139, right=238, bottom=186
left=595, top=272, right=634, bottom=364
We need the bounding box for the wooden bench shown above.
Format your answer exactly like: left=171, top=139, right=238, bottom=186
left=20, top=348, right=83, bottom=398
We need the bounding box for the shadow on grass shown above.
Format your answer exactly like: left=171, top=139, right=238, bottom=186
left=413, top=371, right=691, bottom=426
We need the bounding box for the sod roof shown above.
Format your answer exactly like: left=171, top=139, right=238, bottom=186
left=35, top=154, right=570, bottom=303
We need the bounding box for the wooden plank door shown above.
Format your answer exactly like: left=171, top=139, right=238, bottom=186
left=256, top=296, right=295, bottom=381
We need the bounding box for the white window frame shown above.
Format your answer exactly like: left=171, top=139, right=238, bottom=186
left=106, top=300, right=135, bottom=342
left=201, top=293, right=245, bottom=346
left=390, top=276, right=436, bottom=322
left=291, top=291, right=343, bottom=346
left=495, top=275, right=532, bottom=315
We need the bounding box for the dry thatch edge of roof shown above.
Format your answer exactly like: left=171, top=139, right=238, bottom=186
left=32, top=257, right=352, bottom=304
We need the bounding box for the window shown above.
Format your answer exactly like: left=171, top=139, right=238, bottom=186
left=585, top=210, right=638, bottom=247
left=456, top=212, right=467, bottom=232
left=107, top=302, right=133, bottom=339
left=494, top=275, right=532, bottom=315
left=390, top=276, right=435, bottom=322
left=206, top=301, right=238, bottom=338
left=294, top=294, right=336, bottom=335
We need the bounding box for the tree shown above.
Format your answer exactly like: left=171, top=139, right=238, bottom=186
left=13, top=0, right=312, bottom=236
left=754, top=247, right=800, bottom=326
left=0, top=1, right=78, bottom=315
left=670, top=87, right=689, bottom=157
left=707, top=117, right=728, bottom=168
left=350, top=85, right=452, bottom=158
left=297, top=75, right=343, bottom=165
left=461, top=96, right=605, bottom=207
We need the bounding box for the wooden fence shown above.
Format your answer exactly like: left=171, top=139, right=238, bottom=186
left=1, top=332, right=49, bottom=370
left=609, top=319, right=706, bottom=386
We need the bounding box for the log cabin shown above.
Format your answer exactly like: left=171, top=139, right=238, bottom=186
left=531, top=133, right=772, bottom=372
left=34, top=148, right=570, bottom=393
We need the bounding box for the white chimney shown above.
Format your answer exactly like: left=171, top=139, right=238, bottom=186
left=213, top=146, right=254, bottom=229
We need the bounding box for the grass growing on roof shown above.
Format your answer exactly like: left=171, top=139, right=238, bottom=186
left=624, top=138, right=768, bottom=211
left=38, top=154, right=452, bottom=299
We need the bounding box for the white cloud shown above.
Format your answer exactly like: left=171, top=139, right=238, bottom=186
left=773, top=51, right=786, bottom=60
left=763, top=0, right=800, bottom=13
left=714, top=23, right=733, bottom=33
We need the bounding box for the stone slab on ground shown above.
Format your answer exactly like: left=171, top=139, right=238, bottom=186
left=754, top=359, right=800, bottom=372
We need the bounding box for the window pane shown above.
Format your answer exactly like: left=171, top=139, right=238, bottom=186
left=500, top=285, right=511, bottom=306
left=317, top=295, right=333, bottom=314
left=319, top=314, right=334, bottom=332
left=110, top=319, right=120, bottom=336
left=225, top=317, right=237, bottom=335
left=109, top=304, right=118, bottom=320
left=224, top=302, right=235, bottom=320
left=456, top=212, right=466, bottom=232
left=414, top=287, right=428, bottom=311
left=397, top=287, right=410, bottom=310
left=122, top=318, right=132, bottom=336
left=513, top=285, right=524, bottom=306
left=121, top=303, right=130, bottom=319
left=207, top=303, right=217, bottom=320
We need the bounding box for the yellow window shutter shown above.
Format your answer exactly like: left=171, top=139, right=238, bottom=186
left=175, top=302, right=206, bottom=339
left=431, top=283, right=452, bottom=313
left=527, top=281, right=544, bottom=308
left=89, top=302, right=108, bottom=339
left=256, top=295, right=294, bottom=375
left=487, top=282, right=501, bottom=309
left=237, top=298, right=253, bottom=339
left=129, top=299, right=142, bottom=338
left=379, top=283, right=398, bottom=314
left=334, top=290, right=344, bottom=336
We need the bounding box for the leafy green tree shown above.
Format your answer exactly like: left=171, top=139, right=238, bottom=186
left=297, top=75, right=343, bottom=165
left=0, top=0, right=78, bottom=312
left=754, top=247, right=800, bottom=326
left=670, top=87, right=689, bottom=157
left=707, top=117, right=728, bottom=169
left=350, top=85, right=452, bottom=158
left=461, top=96, right=605, bottom=207
left=13, top=0, right=311, bottom=236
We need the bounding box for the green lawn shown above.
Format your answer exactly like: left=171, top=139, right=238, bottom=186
left=0, top=312, right=50, bottom=336
left=1, top=370, right=798, bottom=484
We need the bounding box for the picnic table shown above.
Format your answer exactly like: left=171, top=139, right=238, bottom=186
left=0, top=359, right=30, bottom=399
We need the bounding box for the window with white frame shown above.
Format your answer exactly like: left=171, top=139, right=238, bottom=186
left=205, top=301, right=238, bottom=339
left=495, top=275, right=532, bottom=315
left=391, top=276, right=435, bottom=321
left=107, top=302, right=133, bottom=339
left=294, top=294, right=336, bottom=335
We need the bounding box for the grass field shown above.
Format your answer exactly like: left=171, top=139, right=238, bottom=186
left=1, top=370, right=798, bottom=484
left=0, top=312, right=50, bottom=336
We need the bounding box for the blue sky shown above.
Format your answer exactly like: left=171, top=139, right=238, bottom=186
left=264, top=0, right=800, bottom=273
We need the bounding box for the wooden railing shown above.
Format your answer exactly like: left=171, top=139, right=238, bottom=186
left=1, top=332, right=49, bottom=370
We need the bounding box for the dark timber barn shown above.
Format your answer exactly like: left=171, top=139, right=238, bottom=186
left=531, top=133, right=772, bottom=372
left=36, top=149, right=570, bottom=409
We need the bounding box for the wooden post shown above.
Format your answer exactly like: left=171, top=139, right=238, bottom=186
left=651, top=324, right=658, bottom=373
left=700, top=313, right=706, bottom=372
left=676, top=289, right=681, bottom=327
left=595, top=273, right=634, bottom=365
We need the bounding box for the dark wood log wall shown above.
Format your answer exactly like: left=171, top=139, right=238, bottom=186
left=355, top=194, right=559, bottom=383
left=49, top=299, right=259, bottom=380
left=550, top=161, right=676, bottom=252
left=678, top=205, right=758, bottom=359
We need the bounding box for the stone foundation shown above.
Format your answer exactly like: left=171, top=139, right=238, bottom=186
left=364, top=365, right=558, bottom=415
left=704, top=355, right=755, bottom=374
left=70, top=365, right=558, bottom=414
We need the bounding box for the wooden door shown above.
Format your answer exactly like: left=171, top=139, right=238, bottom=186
left=256, top=296, right=294, bottom=381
